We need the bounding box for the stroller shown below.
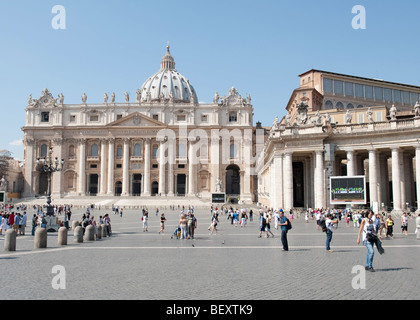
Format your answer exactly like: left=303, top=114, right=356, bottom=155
left=171, top=226, right=181, bottom=239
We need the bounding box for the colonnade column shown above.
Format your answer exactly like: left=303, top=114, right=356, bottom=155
left=391, top=147, right=402, bottom=211
left=107, top=138, right=115, bottom=195
left=416, top=147, right=420, bottom=212
left=99, top=138, right=107, bottom=195
left=122, top=138, right=130, bottom=196
left=272, top=153, right=284, bottom=210
left=283, top=152, right=293, bottom=211
left=314, top=150, right=325, bottom=209
left=143, top=138, right=151, bottom=196
left=368, top=149, right=379, bottom=210
left=347, top=150, right=355, bottom=176
left=77, top=139, right=86, bottom=196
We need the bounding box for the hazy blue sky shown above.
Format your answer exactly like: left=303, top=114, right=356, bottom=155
left=1, top=0, right=419, bottom=160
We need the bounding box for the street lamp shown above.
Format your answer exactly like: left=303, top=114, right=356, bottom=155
left=36, top=147, right=64, bottom=216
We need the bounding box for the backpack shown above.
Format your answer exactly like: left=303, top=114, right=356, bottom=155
left=286, top=218, right=292, bottom=230
left=320, top=219, right=327, bottom=232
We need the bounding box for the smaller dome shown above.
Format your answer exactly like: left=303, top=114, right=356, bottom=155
left=139, top=46, right=198, bottom=104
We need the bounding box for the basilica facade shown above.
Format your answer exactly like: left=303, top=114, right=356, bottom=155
left=22, top=46, right=257, bottom=203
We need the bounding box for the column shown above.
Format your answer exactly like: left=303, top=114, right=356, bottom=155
left=379, top=154, right=389, bottom=208
left=272, top=153, right=283, bottom=209
left=143, top=138, right=151, bottom=196
left=52, top=138, right=63, bottom=197
left=391, top=147, right=402, bottom=211
left=23, top=138, right=35, bottom=197
left=107, top=138, right=115, bottom=195
left=368, top=149, right=378, bottom=210
left=99, top=139, right=107, bottom=195
left=283, top=152, right=293, bottom=211
left=122, top=138, right=130, bottom=196
left=77, top=139, right=86, bottom=196
left=314, top=150, right=325, bottom=209
left=158, top=140, right=166, bottom=196
left=416, top=147, right=420, bottom=212
left=210, top=133, right=220, bottom=193
left=347, top=150, right=356, bottom=176
left=188, top=139, right=196, bottom=196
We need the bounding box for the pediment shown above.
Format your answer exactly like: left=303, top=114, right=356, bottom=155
left=108, top=112, right=166, bottom=128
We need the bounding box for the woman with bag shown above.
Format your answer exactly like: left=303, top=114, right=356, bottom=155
left=357, top=211, right=377, bottom=272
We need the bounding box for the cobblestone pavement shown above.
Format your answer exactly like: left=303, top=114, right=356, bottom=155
left=1, top=207, right=419, bottom=300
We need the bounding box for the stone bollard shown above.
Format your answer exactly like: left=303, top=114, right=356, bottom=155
left=73, top=226, right=83, bottom=243
left=101, top=224, right=108, bottom=238
left=97, top=225, right=102, bottom=240
left=4, top=229, right=17, bottom=251
left=72, top=220, right=79, bottom=230
left=34, top=228, right=47, bottom=248
left=84, top=225, right=94, bottom=241
left=58, top=227, right=68, bottom=246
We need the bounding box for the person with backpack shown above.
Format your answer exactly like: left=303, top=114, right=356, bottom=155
left=278, top=210, right=290, bottom=251
left=325, top=213, right=338, bottom=252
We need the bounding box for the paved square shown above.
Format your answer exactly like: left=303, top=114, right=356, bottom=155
left=1, top=206, right=419, bottom=300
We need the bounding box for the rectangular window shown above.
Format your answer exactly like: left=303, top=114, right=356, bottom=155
left=69, top=115, right=76, bottom=122
left=365, top=85, right=373, bottom=99
left=355, top=84, right=364, bottom=98
left=152, top=147, right=158, bottom=158
left=177, top=115, right=186, bottom=122
left=90, top=115, right=99, bottom=122
left=402, top=91, right=410, bottom=105
left=201, top=114, right=208, bottom=122
left=323, top=78, right=333, bottom=93
left=41, top=112, right=50, bottom=122
left=229, top=112, right=238, bottom=122
left=116, top=164, right=122, bottom=169
left=384, top=88, right=392, bottom=102
left=116, top=114, right=123, bottom=120
left=334, top=80, right=343, bottom=95
left=345, top=82, right=354, bottom=96
left=358, top=113, right=364, bottom=124
left=152, top=114, right=159, bottom=120
left=375, top=111, right=382, bottom=122
left=374, top=87, right=383, bottom=101
left=411, top=92, right=419, bottom=105
left=393, top=90, right=401, bottom=103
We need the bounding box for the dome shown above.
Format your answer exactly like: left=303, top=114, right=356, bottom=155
left=139, top=46, right=198, bottom=104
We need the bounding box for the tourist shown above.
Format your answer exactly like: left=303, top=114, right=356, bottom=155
left=415, top=214, right=420, bottom=236
left=357, top=210, right=377, bottom=272
left=31, top=214, right=37, bottom=235
left=273, top=210, right=280, bottom=229
left=378, top=215, right=386, bottom=239
left=265, top=212, right=274, bottom=238
left=159, top=213, right=167, bottom=234
left=278, top=210, right=289, bottom=251
left=401, top=212, right=408, bottom=236
left=385, top=215, right=394, bottom=239
left=210, top=213, right=218, bottom=235
left=187, top=213, right=196, bottom=239
left=179, top=214, right=188, bottom=238
left=258, top=212, right=267, bottom=238
left=325, top=213, right=338, bottom=252
left=142, top=211, right=149, bottom=232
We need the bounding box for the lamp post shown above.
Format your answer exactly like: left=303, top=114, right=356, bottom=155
left=36, top=147, right=64, bottom=216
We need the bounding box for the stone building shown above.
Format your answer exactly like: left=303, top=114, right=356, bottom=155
left=257, top=70, right=420, bottom=213
left=22, top=46, right=257, bottom=203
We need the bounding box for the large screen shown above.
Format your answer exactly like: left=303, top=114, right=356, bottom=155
left=330, top=176, right=366, bottom=204
left=212, top=193, right=226, bottom=204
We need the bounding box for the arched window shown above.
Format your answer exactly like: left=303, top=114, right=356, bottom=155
left=346, top=103, right=354, bottom=109
left=325, top=100, right=333, bottom=110
left=40, top=144, right=48, bottom=157
left=134, top=143, right=142, bottom=157
left=336, top=102, right=344, bottom=109
left=116, top=145, right=123, bottom=159
left=91, top=144, right=99, bottom=157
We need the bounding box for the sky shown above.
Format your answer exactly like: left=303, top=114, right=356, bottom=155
left=1, top=0, right=420, bottom=161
